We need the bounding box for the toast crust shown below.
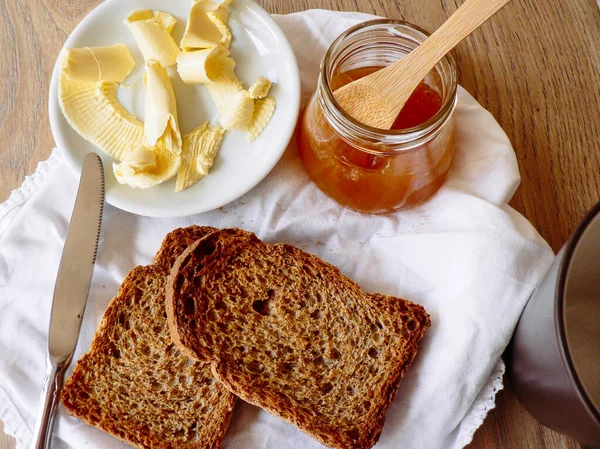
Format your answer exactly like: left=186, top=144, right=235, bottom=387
left=166, top=229, right=431, bottom=449
left=165, top=228, right=259, bottom=363
left=61, top=226, right=236, bottom=449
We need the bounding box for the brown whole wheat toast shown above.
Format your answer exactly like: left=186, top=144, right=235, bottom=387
left=166, top=229, right=431, bottom=449
left=61, top=226, right=236, bottom=449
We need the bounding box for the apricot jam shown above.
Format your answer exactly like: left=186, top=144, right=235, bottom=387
left=297, top=20, right=457, bottom=214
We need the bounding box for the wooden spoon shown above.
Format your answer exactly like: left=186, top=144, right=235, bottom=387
left=334, top=0, right=513, bottom=129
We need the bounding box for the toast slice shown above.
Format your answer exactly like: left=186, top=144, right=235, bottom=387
left=166, top=229, right=430, bottom=449
left=61, top=226, right=236, bottom=449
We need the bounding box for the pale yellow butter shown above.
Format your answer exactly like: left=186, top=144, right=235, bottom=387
left=179, top=46, right=254, bottom=130
left=61, top=44, right=135, bottom=83
left=207, top=82, right=254, bottom=130
left=207, top=0, right=233, bottom=48
left=248, top=76, right=272, bottom=99
left=246, top=96, right=276, bottom=142
left=180, top=0, right=223, bottom=50
left=59, top=76, right=143, bottom=161
left=113, top=140, right=181, bottom=189
left=143, top=60, right=182, bottom=154
left=125, top=10, right=181, bottom=67
left=112, top=145, right=157, bottom=181
left=176, top=123, right=226, bottom=192
left=177, top=0, right=275, bottom=140
left=117, top=145, right=157, bottom=173
left=60, top=71, right=181, bottom=190
left=112, top=60, right=183, bottom=188
left=176, top=47, right=235, bottom=84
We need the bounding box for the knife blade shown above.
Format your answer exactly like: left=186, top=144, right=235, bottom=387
left=30, top=152, right=104, bottom=449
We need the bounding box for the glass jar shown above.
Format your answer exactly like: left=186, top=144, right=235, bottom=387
left=298, top=20, right=457, bottom=214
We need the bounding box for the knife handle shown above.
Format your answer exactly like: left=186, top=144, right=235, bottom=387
left=30, top=357, right=69, bottom=449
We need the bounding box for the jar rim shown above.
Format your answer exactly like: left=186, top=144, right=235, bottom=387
left=321, top=19, right=458, bottom=141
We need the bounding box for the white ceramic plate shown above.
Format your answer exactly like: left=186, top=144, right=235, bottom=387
left=49, top=0, right=300, bottom=217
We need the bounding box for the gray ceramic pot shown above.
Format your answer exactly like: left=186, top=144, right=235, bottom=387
left=509, top=200, right=600, bottom=448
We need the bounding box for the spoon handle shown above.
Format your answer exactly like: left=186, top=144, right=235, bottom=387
left=373, top=0, right=513, bottom=107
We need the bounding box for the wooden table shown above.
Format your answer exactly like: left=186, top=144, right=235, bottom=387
left=1, top=0, right=599, bottom=448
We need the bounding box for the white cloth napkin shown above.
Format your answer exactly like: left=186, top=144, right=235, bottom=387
left=0, top=9, right=554, bottom=449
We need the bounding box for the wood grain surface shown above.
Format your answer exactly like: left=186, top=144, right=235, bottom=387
left=1, top=0, right=599, bottom=448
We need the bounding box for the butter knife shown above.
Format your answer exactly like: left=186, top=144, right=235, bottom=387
left=30, top=153, right=105, bottom=449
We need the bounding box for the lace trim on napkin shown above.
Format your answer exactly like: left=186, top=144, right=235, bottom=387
left=455, top=359, right=506, bottom=448
left=0, top=150, right=61, bottom=236
left=0, top=152, right=63, bottom=448
left=0, top=385, right=30, bottom=448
